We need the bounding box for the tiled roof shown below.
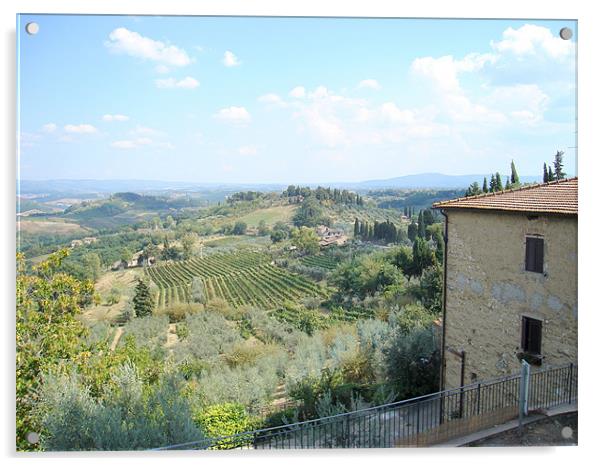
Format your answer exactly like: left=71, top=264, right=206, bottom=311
left=432, top=177, right=577, bottom=215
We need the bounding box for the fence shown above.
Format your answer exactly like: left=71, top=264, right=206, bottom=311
left=154, top=362, right=577, bottom=450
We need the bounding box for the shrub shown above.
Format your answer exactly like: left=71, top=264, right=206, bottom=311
left=156, top=302, right=203, bottom=323
left=173, top=312, right=244, bottom=366
left=193, top=403, right=256, bottom=449
left=38, top=365, right=204, bottom=451
left=121, top=315, right=169, bottom=356
left=384, top=326, right=440, bottom=399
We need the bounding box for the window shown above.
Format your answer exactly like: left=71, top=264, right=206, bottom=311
left=525, top=236, right=544, bottom=273
left=521, top=316, right=542, bottom=355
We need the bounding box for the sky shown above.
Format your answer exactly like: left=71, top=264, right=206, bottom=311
left=17, top=15, right=577, bottom=184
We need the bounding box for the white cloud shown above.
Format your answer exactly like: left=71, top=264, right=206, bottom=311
left=155, top=64, right=170, bottom=74
left=486, top=84, right=550, bottom=125
left=238, top=145, right=258, bottom=156
left=358, top=79, right=381, bottom=90
left=111, top=137, right=153, bottom=149
left=131, top=125, right=161, bottom=136
left=258, top=93, right=286, bottom=107
left=491, top=24, right=574, bottom=60
left=214, top=106, right=251, bottom=124
left=380, top=102, right=414, bottom=124
left=105, top=27, right=191, bottom=66
left=102, top=114, right=129, bottom=122
left=64, top=124, right=97, bottom=134
left=411, top=53, right=497, bottom=93
left=41, top=123, right=57, bottom=133
left=222, top=50, right=241, bottom=67
left=155, top=76, right=200, bottom=89
left=289, top=86, right=306, bottom=98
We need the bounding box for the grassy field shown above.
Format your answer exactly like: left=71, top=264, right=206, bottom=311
left=83, top=268, right=143, bottom=323
left=235, top=205, right=296, bottom=227
left=18, top=219, right=90, bottom=235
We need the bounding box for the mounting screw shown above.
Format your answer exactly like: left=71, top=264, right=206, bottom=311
left=559, top=27, right=573, bottom=40
left=25, top=22, right=39, bottom=35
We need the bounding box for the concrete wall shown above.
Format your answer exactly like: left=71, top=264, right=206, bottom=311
left=442, top=209, right=577, bottom=389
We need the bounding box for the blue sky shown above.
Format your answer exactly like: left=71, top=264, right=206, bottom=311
left=17, top=15, right=577, bottom=184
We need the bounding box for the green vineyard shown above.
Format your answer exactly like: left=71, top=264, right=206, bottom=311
left=146, top=251, right=328, bottom=309
left=299, top=254, right=339, bottom=270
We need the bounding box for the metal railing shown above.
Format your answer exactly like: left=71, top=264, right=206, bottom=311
left=154, top=362, right=577, bottom=450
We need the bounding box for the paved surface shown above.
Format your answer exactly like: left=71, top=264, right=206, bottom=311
left=434, top=403, right=577, bottom=447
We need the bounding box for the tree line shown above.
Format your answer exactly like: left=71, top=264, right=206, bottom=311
left=543, top=150, right=567, bottom=183
left=284, top=185, right=364, bottom=206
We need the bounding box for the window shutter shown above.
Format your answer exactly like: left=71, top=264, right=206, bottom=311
left=535, top=237, right=544, bottom=273
left=530, top=319, right=542, bottom=354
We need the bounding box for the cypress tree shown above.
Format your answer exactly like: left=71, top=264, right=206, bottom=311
left=553, top=150, right=566, bottom=180
left=543, top=162, right=549, bottom=183
left=482, top=177, right=488, bottom=193
left=505, top=177, right=511, bottom=190
left=495, top=172, right=503, bottom=192
left=489, top=174, right=496, bottom=192
left=354, top=218, right=360, bottom=237
left=510, top=160, right=519, bottom=185
left=548, top=166, right=554, bottom=182
left=133, top=278, right=154, bottom=317
left=417, top=211, right=426, bottom=238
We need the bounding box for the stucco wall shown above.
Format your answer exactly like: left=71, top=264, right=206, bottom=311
left=442, top=209, right=577, bottom=389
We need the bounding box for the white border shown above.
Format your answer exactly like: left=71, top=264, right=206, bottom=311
left=3, top=1, right=600, bottom=465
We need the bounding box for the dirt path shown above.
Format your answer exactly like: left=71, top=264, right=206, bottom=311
left=165, top=323, right=179, bottom=348
left=110, top=327, right=124, bottom=351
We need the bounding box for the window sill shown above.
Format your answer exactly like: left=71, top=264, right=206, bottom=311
left=517, top=352, right=543, bottom=366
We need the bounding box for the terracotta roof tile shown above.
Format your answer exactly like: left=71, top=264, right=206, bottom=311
left=432, top=177, right=577, bottom=215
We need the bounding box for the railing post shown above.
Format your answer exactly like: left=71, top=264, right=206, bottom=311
left=518, top=360, right=531, bottom=430
left=568, top=363, right=574, bottom=402
left=476, top=383, right=481, bottom=415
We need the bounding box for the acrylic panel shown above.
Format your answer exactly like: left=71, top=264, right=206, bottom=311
left=16, top=14, right=578, bottom=451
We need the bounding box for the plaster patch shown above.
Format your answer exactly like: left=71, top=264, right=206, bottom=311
left=530, top=292, right=544, bottom=311
left=470, top=279, right=484, bottom=295
left=547, top=295, right=563, bottom=312
left=491, top=282, right=526, bottom=304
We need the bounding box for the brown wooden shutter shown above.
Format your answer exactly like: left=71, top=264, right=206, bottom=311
left=525, top=237, right=544, bottom=273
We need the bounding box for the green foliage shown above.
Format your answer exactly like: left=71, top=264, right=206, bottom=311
left=407, top=221, right=418, bottom=242
left=132, top=277, right=154, bottom=317
left=181, top=232, right=197, bottom=260
left=232, top=221, right=248, bottom=235
left=190, top=277, right=206, bottom=304
left=384, top=326, right=440, bottom=399
left=291, top=226, right=320, bottom=255
left=553, top=150, right=566, bottom=180
left=16, top=249, right=96, bottom=451
left=510, top=160, right=520, bottom=185
left=38, top=365, right=203, bottom=451
left=292, top=197, right=328, bottom=227
left=106, top=287, right=121, bottom=305
left=331, top=254, right=403, bottom=300
left=193, top=403, right=257, bottom=449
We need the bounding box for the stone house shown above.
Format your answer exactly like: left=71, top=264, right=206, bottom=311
left=433, top=178, right=577, bottom=390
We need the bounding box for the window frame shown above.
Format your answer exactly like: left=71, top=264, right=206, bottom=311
left=521, top=316, right=543, bottom=356
left=525, top=235, right=544, bottom=274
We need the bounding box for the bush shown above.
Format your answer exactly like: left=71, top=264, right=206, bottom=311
left=384, top=326, right=440, bottom=399
left=38, top=365, right=204, bottom=451
left=121, top=315, right=169, bottom=356
left=156, top=302, right=203, bottom=323
left=173, top=312, right=244, bottom=366
left=193, top=403, right=256, bottom=449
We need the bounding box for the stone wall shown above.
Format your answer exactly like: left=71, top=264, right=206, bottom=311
left=442, top=209, right=577, bottom=389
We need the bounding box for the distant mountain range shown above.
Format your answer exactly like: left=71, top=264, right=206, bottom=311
left=19, top=173, right=546, bottom=195
left=349, top=173, right=543, bottom=189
